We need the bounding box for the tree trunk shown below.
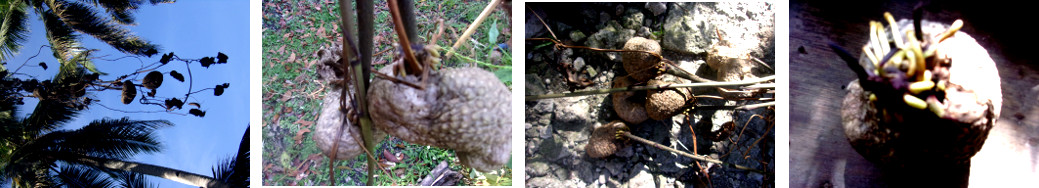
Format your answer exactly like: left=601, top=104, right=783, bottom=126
left=64, top=155, right=229, bottom=188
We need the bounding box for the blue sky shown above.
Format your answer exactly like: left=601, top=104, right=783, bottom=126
left=8, top=1, right=249, bottom=187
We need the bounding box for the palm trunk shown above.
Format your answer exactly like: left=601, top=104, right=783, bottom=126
left=63, top=155, right=229, bottom=188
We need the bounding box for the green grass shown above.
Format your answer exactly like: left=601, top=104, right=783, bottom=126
left=261, top=0, right=511, bottom=186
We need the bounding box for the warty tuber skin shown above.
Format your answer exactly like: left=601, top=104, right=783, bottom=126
left=367, top=58, right=511, bottom=172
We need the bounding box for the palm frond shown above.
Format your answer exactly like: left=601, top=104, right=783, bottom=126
left=47, top=118, right=171, bottom=159
left=0, top=0, right=30, bottom=63
left=212, top=126, right=249, bottom=187
left=114, top=171, right=156, bottom=188
left=55, top=165, right=116, bottom=188
left=46, top=0, right=158, bottom=57
left=23, top=97, right=79, bottom=134
left=109, top=10, right=136, bottom=25
left=35, top=5, right=82, bottom=61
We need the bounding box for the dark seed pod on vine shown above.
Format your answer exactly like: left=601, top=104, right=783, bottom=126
left=160, top=52, right=174, bottom=64
left=142, top=71, right=163, bottom=89
left=121, top=80, right=136, bottom=104
left=38, top=62, right=47, bottom=70
left=214, top=83, right=229, bottom=96
left=169, top=71, right=184, bottom=82
left=217, top=52, right=228, bottom=63
left=165, top=98, right=184, bottom=110
left=200, top=57, right=216, bottom=68
left=144, top=48, right=158, bottom=57
left=188, top=109, right=206, bottom=117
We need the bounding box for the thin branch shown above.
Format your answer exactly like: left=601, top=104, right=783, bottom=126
left=388, top=0, right=422, bottom=76
left=526, top=7, right=557, bottom=40
left=526, top=75, right=775, bottom=100
left=445, top=0, right=503, bottom=60
left=620, top=131, right=764, bottom=174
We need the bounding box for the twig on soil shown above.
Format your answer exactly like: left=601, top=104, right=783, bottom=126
left=620, top=131, right=765, bottom=174
left=445, top=0, right=503, bottom=60
left=525, top=75, right=775, bottom=100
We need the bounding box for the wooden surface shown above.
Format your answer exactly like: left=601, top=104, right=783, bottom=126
left=790, top=1, right=1039, bottom=187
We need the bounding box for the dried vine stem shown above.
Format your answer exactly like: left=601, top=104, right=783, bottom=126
left=525, top=75, right=774, bottom=100
left=620, top=131, right=765, bottom=174
left=445, top=0, right=503, bottom=60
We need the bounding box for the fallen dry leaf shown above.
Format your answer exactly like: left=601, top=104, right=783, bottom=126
left=280, top=92, right=292, bottom=102
left=294, top=119, right=315, bottom=128
left=306, top=59, right=317, bottom=69
left=382, top=149, right=400, bottom=163
left=278, top=45, right=286, bottom=54
left=293, top=128, right=311, bottom=145
left=283, top=32, right=293, bottom=39
left=287, top=53, right=297, bottom=63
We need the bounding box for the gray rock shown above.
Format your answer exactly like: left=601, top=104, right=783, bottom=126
left=662, top=2, right=774, bottom=55
left=575, top=160, right=599, bottom=183
left=636, top=26, right=655, bottom=40
left=623, top=12, right=644, bottom=30
left=585, top=23, right=635, bottom=62
left=599, top=12, right=611, bottom=28
left=571, top=31, right=587, bottom=43
left=603, top=160, right=625, bottom=175
left=527, top=161, right=551, bottom=177
left=711, top=108, right=734, bottom=134
left=626, top=165, right=654, bottom=188
left=552, top=97, right=591, bottom=125
left=646, top=2, right=667, bottom=16
left=526, top=74, right=547, bottom=96
left=573, top=57, right=586, bottom=70
left=528, top=176, right=562, bottom=187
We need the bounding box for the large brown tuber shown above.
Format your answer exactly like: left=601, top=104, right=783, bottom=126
left=313, top=89, right=386, bottom=160
left=610, top=76, right=648, bottom=124
left=311, top=45, right=386, bottom=160
left=645, top=79, right=693, bottom=120
left=586, top=121, right=629, bottom=158
left=621, top=37, right=663, bottom=82
left=367, top=56, right=511, bottom=172
left=839, top=18, right=1001, bottom=172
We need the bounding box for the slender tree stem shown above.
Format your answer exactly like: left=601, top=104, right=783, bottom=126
left=388, top=0, right=421, bottom=76
left=64, top=155, right=228, bottom=188
left=357, top=0, right=378, bottom=185
left=525, top=75, right=775, bottom=100
left=620, top=131, right=764, bottom=174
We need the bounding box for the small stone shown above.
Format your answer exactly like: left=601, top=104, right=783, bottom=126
left=571, top=31, right=587, bottom=42
left=573, top=57, right=586, bottom=70
left=527, top=161, right=550, bottom=177
left=646, top=2, right=667, bottom=16
left=623, top=12, right=644, bottom=30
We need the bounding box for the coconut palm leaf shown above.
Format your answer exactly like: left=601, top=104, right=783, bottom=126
left=35, top=4, right=82, bottom=61
left=114, top=171, right=156, bottom=188
left=212, top=126, right=249, bottom=187
left=55, top=165, right=117, bottom=188
left=0, top=0, right=30, bottom=63
left=45, top=0, right=159, bottom=57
